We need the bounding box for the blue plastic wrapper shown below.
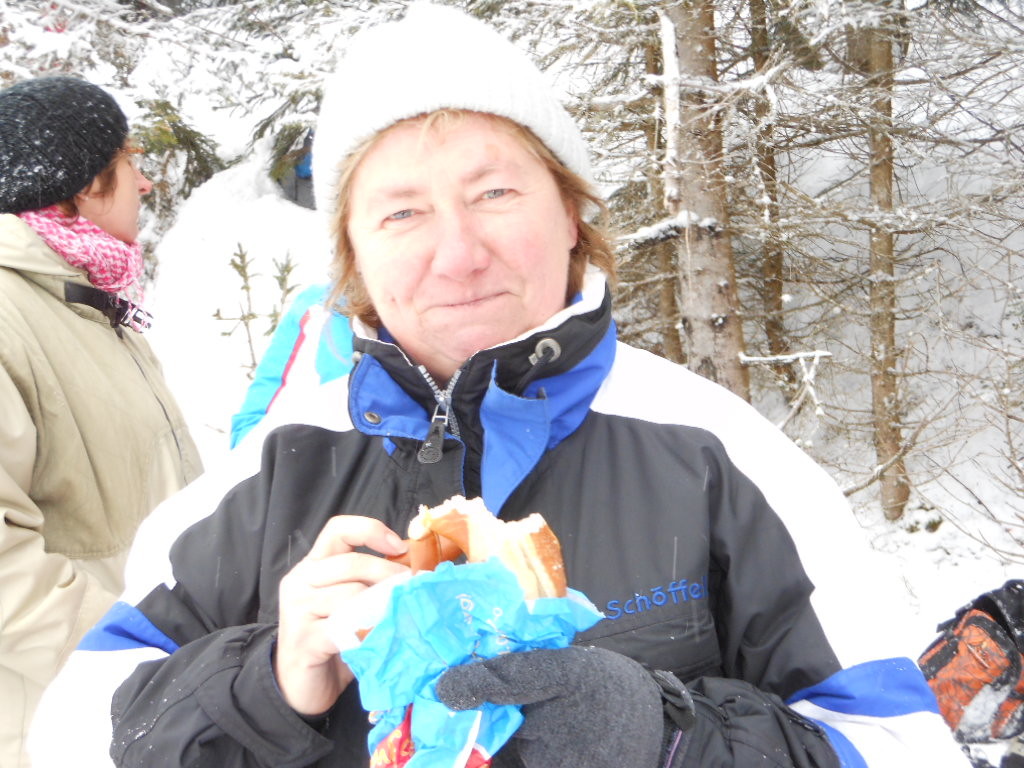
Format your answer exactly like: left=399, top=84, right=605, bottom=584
left=341, top=558, right=603, bottom=767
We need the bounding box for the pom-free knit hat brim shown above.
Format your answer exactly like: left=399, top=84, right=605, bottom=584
left=0, top=76, right=129, bottom=214
left=311, top=3, right=593, bottom=224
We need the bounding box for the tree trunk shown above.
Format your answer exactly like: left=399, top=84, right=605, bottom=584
left=748, top=0, right=796, bottom=389
left=645, top=41, right=686, bottom=364
left=659, top=4, right=750, bottom=399
left=656, top=241, right=686, bottom=363
left=866, top=23, right=910, bottom=520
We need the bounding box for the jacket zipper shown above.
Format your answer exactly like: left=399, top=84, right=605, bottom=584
left=417, top=365, right=462, bottom=464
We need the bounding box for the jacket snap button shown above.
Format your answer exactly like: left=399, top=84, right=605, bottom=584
left=529, top=337, right=562, bottom=366
left=364, top=411, right=382, bottom=425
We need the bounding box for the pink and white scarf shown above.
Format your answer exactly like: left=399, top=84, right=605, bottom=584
left=18, top=204, right=146, bottom=304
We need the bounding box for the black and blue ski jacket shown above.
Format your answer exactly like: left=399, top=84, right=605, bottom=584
left=37, top=271, right=965, bottom=768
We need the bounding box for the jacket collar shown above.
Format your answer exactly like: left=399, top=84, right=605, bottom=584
left=0, top=214, right=83, bottom=279
left=350, top=268, right=612, bottom=411
left=0, top=213, right=118, bottom=328
left=348, top=269, right=617, bottom=512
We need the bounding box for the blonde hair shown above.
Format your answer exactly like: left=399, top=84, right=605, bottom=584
left=327, top=110, right=615, bottom=327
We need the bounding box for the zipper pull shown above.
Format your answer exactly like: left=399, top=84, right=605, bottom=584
left=418, top=404, right=447, bottom=464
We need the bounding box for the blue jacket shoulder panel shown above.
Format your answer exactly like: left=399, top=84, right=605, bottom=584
left=231, top=283, right=353, bottom=448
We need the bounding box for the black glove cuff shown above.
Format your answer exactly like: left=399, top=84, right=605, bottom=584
left=650, top=669, right=696, bottom=732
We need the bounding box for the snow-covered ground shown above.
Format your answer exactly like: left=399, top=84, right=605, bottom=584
left=146, top=145, right=333, bottom=457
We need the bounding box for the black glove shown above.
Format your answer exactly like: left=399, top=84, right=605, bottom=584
left=435, top=645, right=665, bottom=768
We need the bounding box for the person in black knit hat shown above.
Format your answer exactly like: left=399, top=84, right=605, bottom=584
left=0, top=75, right=202, bottom=768
left=0, top=76, right=130, bottom=215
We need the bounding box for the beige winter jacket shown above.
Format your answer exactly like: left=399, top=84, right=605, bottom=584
left=0, top=214, right=203, bottom=767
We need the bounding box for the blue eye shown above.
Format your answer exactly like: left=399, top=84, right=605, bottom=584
left=387, top=209, right=414, bottom=221
left=482, top=189, right=508, bottom=200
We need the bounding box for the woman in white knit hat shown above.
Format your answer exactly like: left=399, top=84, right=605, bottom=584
left=0, top=75, right=202, bottom=767
left=79, top=6, right=966, bottom=768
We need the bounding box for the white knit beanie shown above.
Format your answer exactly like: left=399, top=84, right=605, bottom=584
left=311, top=3, right=593, bottom=223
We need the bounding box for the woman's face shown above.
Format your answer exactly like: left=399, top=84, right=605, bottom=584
left=346, top=114, right=579, bottom=382
left=76, top=151, right=153, bottom=244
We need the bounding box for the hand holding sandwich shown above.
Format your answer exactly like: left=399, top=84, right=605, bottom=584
left=276, top=495, right=568, bottom=719
left=274, top=515, right=408, bottom=716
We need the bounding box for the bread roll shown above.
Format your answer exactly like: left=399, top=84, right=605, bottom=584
left=390, top=496, right=567, bottom=599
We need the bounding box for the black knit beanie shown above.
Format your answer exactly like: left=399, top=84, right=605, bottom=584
left=0, top=76, right=129, bottom=215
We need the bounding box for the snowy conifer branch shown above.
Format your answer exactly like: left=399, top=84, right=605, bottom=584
left=741, top=351, right=832, bottom=432
left=739, top=350, right=832, bottom=366
left=615, top=213, right=727, bottom=263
